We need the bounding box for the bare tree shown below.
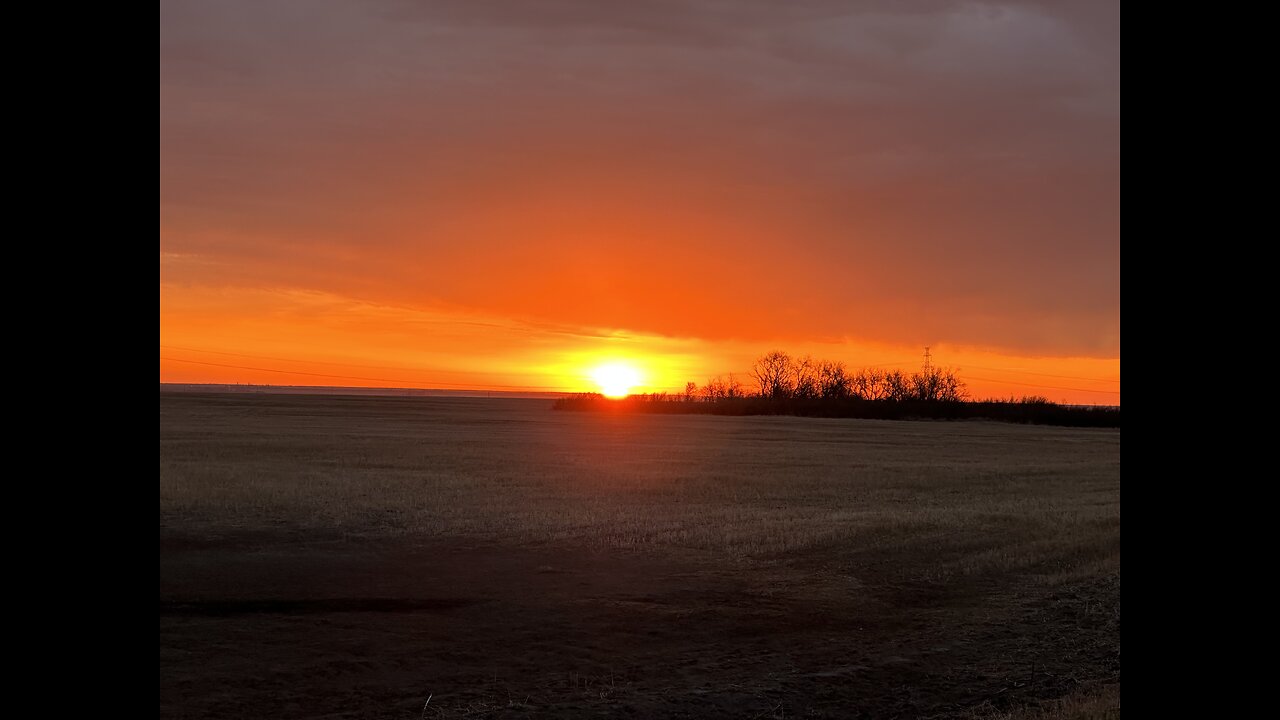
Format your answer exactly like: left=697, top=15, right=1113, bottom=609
left=883, top=370, right=912, bottom=401
left=818, top=360, right=850, bottom=399
left=683, top=382, right=698, bottom=402
left=936, top=370, right=965, bottom=402
left=791, top=355, right=819, bottom=399
left=751, top=350, right=793, bottom=399
left=912, top=367, right=966, bottom=402
left=689, top=354, right=967, bottom=405
left=852, top=368, right=887, bottom=400
left=725, top=373, right=745, bottom=398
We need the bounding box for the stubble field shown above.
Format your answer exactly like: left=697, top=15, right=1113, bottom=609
left=159, top=392, right=1120, bottom=719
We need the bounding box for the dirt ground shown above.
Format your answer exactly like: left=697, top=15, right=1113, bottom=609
left=160, top=394, right=1120, bottom=718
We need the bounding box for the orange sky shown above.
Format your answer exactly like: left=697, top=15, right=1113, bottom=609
left=160, top=1, right=1120, bottom=404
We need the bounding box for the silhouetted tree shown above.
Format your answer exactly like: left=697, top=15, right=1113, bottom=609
left=752, top=350, right=793, bottom=399
left=791, top=355, right=819, bottom=399
left=818, top=360, right=850, bottom=399
left=852, top=368, right=887, bottom=400
left=726, top=373, right=746, bottom=398
left=697, top=352, right=965, bottom=404
left=912, top=366, right=966, bottom=402
left=556, top=350, right=1110, bottom=426
left=883, top=370, right=912, bottom=401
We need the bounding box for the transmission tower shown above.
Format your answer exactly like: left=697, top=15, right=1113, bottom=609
left=923, top=346, right=933, bottom=373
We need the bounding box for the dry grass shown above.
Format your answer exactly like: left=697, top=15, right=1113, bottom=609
left=161, top=393, right=1120, bottom=582
left=971, top=683, right=1120, bottom=719
left=160, top=393, right=1121, bottom=718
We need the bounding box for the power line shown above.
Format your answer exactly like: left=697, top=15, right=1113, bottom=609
left=160, top=357, right=578, bottom=391
left=963, top=375, right=1121, bottom=395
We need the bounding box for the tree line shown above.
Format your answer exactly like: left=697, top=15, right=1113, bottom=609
left=555, top=350, right=1119, bottom=427
left=689, top=350, right=965, bottom=403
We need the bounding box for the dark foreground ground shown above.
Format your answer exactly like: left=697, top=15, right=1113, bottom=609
left=160, top=393, right=1120, bottom=719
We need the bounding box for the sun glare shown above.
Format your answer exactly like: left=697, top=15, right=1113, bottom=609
left=591, top=362, right=641, bottom=398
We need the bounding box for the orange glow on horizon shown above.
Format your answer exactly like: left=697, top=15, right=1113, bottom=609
left=158, top=285, right=1120, bottom=405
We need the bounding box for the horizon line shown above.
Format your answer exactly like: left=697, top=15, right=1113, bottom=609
left=159, top=382, right=1121, bottom=408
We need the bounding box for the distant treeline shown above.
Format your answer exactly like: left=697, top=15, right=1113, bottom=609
left=554, top=394, right=1119, bottom=427
left=694, top=350, right=966, bottom=402
left=555, top=351, right=1120, bottom=428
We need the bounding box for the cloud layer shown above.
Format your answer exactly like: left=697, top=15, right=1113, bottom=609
left=161, top=0, right=1120, bottom=356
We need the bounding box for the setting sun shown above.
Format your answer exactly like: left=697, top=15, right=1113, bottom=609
left=591, top=362, right=641, bottom=398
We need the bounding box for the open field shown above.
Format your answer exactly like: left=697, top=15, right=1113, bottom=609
left=160, top=393, right=1120, bottom=719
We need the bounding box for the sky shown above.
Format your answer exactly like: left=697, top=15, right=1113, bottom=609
left=160, top=0, right=1120, bottom=403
